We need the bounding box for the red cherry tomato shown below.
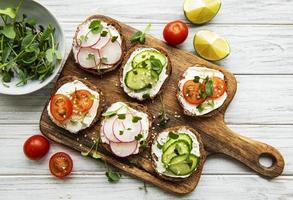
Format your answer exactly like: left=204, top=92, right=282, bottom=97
left=182, top=80, right=206, bottom=105
left=71, top=90, right=94, bottom=114
left=23, top=135, right=50, bottom=160
left=50, top=94, right=73, bottom=123
left=163, top=20, right=189, bottom=46
left=49, top=152, right=73, bottom=179
left=209, top=77, right=227, bottom=99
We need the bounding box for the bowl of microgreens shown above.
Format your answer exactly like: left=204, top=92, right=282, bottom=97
left=0, top=0, right=65, bottom=95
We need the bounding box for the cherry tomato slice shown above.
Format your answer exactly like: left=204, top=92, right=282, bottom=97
left=49, top=152, right=73, bottom=179
left=50, top=94, right=73, bottom=123
left=182, top=80, right=205, bottom=105
left=23, top=135, right=50, bottom=160
left=71, top=90, right=94, bottom=114
left=163, top=20, right=188, bottom=46
left=209, top=77, right=227, bottom=99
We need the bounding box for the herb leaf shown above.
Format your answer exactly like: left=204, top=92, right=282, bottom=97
left=0, top=7, right=16, bottom=18
left=205, top=78, right=214, bottom=97
left=193, top=76, right=200, bottom=83
left=101, top=30, right=108, bottom=37
left=89, top=20, right=103, bottom=34
left=132, top=116, right=142, bottom=123
left=111, top=36, right=118, bottom=42
left=130, top=23, right=151, bottom=44
left=118, top=114, right=126, bottom=119
left=106, top=170, right=121, bottom=183
left=0, top=24, right=16, bottom=39
left=168, top=132, right=179, bottom=140
left=150, top=56, right=162, bottom=72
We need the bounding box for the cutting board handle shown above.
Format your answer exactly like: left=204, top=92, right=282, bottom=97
left=204, top=120, right=285, bottom=178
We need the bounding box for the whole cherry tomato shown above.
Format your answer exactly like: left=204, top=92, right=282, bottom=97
left=23, top=135, right=50, bottom=160
left=163, top=20, right=189, bottom=46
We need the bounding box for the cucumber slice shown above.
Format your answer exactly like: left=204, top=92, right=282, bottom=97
left=162, top=140, right=190, bottom=165
left=162, top=134, right=193, bottom=152
left=168, top=154, right=199, bottom=176
left=125, top=68, right=159, bottom=91
left=132, top=50, right=167, bottom=68
left=134, top=60, right=151, bottom=70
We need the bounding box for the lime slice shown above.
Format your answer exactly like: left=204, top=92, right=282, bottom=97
left=193, top=30, right=230, bottom=61
left=184, top=0, right=221, bottom=25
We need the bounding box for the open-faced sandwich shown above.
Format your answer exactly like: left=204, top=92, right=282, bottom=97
left=47, top=76, right=105, bottom=134
left=151, top=126, right=204, bottom=181
left=177, top=66, right=227, bottom=117
left=73, top=15, right=125, bottom=74
left=120, top=45, right=172, bottom=101
left=100, top=102, right=153, bottom=157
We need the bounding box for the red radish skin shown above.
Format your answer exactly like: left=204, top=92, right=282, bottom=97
left=77, top=48, right=101, bottom=69
left=92, top=29, right=111, bottom=50
left=102, top=116, right=121, bottom=143
left=110, top=140, right=138, bottom=157
left=99, top=41, right=122, bottom=65
left=113, top=114, right=142, bottom=142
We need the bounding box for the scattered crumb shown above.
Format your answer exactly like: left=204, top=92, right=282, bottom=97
left=152, top=127, right=155, bottom=130
left=76, top=138, right=80, bottom=141
left=174, top=111, right=178, bottom=114
left=84, top=134, right=87, bottom=138
left=79, top=144, right=82, bottom=147
left=84, top=77, right=87, bottom=80
left=115, top=83, right=119, bottom=87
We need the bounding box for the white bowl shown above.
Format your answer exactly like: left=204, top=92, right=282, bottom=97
left=0, top=0, right=66, bottom=95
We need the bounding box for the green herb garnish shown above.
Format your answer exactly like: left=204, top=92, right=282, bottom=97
left=118, top=113, right=126, bottom=119
left=106, top=170, right=121, bottom=183
left=150, top=56, right=162, bottom=72
left=142, top=93, right=150, bottom=99
left=89, top=20, right=103, bottom=34
left=135, top=133, right=143, bottom=141
left=119, top=130, right=124, bottom=135
left=101, top=30, right=108, bottom=37
left=132, top=116, right=142, bottom=123
left=168, top=131, right=179, bottom=140
left=130, top=23, right=151, bottom=44
left=205, top=78, right=214, bottom=97
left=193, top=76, right=200, bottom=83
left=111, top=36, right=118, bottom=42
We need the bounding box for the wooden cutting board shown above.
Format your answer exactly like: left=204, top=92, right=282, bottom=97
left=40, top=15, right=285, bottom=195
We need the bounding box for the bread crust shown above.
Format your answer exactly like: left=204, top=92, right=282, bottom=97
left=48, top=76, right=106, bottom=133
left=176, top=65, right=228, bottom=118
left=151, top=126, right=206, bottom=182
left=119, top=45, right=172, bottom=101
left=73, top=15, right=126, bottom=75
left=99, top=102, right=154, bottom=156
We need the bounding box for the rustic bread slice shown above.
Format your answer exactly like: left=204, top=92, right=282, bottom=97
left=47, top=76, right=106, bottom=133
left=99, top=102, right=154, bottom=156
left=177, top=65, right=228, bottom=118
left=151, top=126, right=206, bottom=182
left=119, top=45, right=172, bottom=101
left=73, top=15, right=126, bottom=75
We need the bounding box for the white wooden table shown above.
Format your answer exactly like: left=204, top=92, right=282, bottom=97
left=1, top=0, right=293, bottom=199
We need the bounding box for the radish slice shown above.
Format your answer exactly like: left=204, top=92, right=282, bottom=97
left=76, top=26, right=101, bottom=47
left=102, top=116, right=121, bottom=143
left=100, top=126, right=110, bottom=144
left=77, top=48, right=100, bottom=69
left=110, top=141, right=138, bottom=157
left=92, top=29, right=111, bottom=50
left=99, top=41, right=122, bottom=65
left=113, top=114, right=142, bottom=143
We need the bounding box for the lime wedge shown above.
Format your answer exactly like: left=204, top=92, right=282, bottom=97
left=193, top=30, right=230, bottom=61
left=184, top=0, right=221, bottom=25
